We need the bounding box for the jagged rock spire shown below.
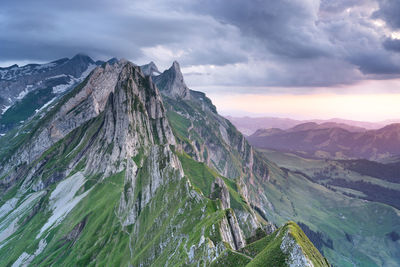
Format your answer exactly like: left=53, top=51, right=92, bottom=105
left=152, top=60, right=190, bottom=100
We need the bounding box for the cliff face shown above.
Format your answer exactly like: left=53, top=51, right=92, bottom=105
left=0, top=60, right=127, bottom=190
left=0, top=59, right=328, bottom=266
left=153, top=61, right=190, bottom=100
left=156, top=61, right=275, bottom=237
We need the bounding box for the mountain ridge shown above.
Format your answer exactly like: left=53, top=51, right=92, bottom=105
left=0, top=58, right=328, bottom=266
left=248, top=122, right=400, bottom=160
left=0, top=53, right=104, bottom=133
left=227, top=115, right=400, bottom=135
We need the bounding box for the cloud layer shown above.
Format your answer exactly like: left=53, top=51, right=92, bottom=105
left=1, top=0, right=400, bottom=91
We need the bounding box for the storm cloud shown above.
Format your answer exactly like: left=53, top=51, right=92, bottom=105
left=1, top=0, right=400, bottom=90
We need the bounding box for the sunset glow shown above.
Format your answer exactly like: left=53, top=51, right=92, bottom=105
left=210, top=93, right=400, bottom=121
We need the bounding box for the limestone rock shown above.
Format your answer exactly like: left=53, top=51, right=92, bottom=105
left=153, top=61, right=190, bottom=100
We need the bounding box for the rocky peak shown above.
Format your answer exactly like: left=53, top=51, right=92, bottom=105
left=107, top=57, right=119, bottom=65
left=70, top=53, right=95, bottom=65
left=57, top=53, right=95, bottom=78
left=0, top=64, right=19, bottom=70
left=85, top=61, right=178, bottom=175
left=153, top=60, right=190, bottom=100
left=211, top=177, right=230, bottom=209
left=140, top=61, right=161, bottom=76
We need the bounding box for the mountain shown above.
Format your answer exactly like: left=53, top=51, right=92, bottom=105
left=225, top=116, right=304, bottom=135
left=248, top=122, right=400, bottom=160
left=0, top=54, right=101, bottom=134
left=150, top=62, right=400, bottom=266
left=226, top=116, right=392, bottom=136
left=153, top=61, right=190, bottom=99
left=287, top=122, right=366, bottom=133
left=0, top=59, right=327, bottom=266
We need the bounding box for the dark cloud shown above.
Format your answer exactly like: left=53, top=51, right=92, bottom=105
left=319, top=0, right=372, bottom=13
left=350, top=52, right=400, bottom=74
left=183, top=0, right=331, bottom=60
left=373, top=0, right=400, bottom=29
left=1, top=0, right=400, bottom=90
left=383, top=38, right=400, bottom=52
left=0, top=0, right=247, bottom=66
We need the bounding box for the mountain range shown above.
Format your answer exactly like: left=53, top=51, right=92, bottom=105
left=226, top=116, right=400, bottom=136
left=0, top=54, right=113, bottom=133
left=1, top=54, right=399, bottom=266
left=0, top=56, right=329, bottom=266
left=247, top=122, right=400, bottom=161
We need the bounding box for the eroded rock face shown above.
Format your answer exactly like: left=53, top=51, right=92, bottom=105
left=83, top=62, right=178, bottom=175
left=153, top=61, right=190, bottom=100
left=220, top=209, right=246, bottom=250
left=211, top=177, right=230, bottom=210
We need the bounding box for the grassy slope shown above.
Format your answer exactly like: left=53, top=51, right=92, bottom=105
left=258, top=149, right=400, bottom=267
left=213, top=221, right=329, bottom=267
left=260, top=149, right=400, bottom=191
left=1, top=137, right=252, bottom=266
left=164, top=95, right=244, bottom=180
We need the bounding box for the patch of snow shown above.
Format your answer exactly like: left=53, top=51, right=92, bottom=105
left=51, top=64, right=95, bottom=94
left=45, top=74, right=68, bottom=80
left=1, top=105, right=11, bottom=114
left=35, top=97, right=57, bottom=114
left=52, top=80, right=74, bottom=94
left=79, top=64, right=96, bottom=80
left=38, top=172, right=90, bottom=238
left=34, top=62, right=56, bottom=70
left=16, top=85, right=33, bottom=100
left=0, top=134, right=5, bottom=137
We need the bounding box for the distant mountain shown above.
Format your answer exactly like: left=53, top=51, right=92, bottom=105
left=287, top=122, right=366, bottom=133
left=248, top=122, right=400, bottom=160
left=225, top=116, right=303, bottom=135
left=226, top=116, right=394, bottom=135
left=0, top=54, right=102, bottom=133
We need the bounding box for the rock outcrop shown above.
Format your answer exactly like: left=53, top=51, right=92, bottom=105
left=153, top=61, right=190, bottom=99
left=210, top=177, right=230, bottom=209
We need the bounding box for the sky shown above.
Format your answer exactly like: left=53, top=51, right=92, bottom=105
left=1, top=0, right=400, bottom=121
